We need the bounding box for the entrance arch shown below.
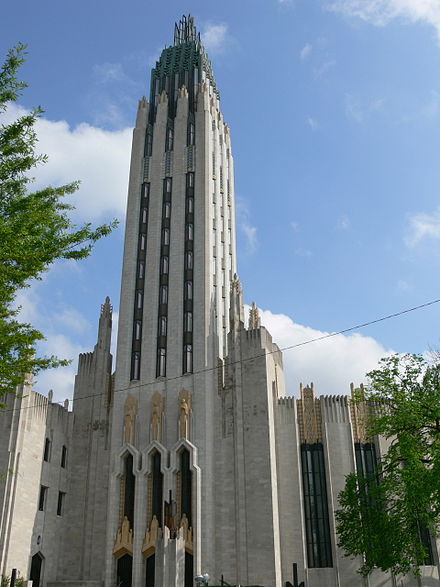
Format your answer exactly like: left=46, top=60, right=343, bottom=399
left=30, top=552, right=44, bottom=587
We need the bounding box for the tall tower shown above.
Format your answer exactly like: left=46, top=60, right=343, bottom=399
left=108, top=15, right=237, bottom=587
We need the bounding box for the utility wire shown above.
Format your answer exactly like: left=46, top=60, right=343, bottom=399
left=2, top=296, right=440, bottom=415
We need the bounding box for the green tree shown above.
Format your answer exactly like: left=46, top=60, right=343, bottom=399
left=0, top=43, right=117, bottom=403
left=336, top=354, right=440, bottom=576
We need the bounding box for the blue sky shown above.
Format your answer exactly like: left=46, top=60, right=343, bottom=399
left=2, top=0, right=440, bottom=401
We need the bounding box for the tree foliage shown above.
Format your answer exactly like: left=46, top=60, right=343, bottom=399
left=0, top=43, right=118, bottom=402
left=336, top=354, right=440, bottom=576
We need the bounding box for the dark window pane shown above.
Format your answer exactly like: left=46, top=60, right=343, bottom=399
left=301, top=444, right=333, bottom=568
left=43, top=438, right=51, bottom=462
left=38, top=486, right=47, bottom=511
left=57, top=491, right=65, bottom=516
left=61, top=445, right=67, bottom=468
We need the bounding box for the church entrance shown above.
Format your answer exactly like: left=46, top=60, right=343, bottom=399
left=29, top=552, right=44, bottom=587
left=116, top=554, right=133, bottom=587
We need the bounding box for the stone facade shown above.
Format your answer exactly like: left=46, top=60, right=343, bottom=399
left=1, top=14, right=439, bottom=587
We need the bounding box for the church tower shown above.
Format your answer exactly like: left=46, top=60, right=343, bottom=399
left=107, top=15, right=237, bottom=587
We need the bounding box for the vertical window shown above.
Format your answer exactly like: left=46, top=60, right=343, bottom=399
left=160, top=285, right=168, bottom=305
left=417, top=522, right=434, bottom=565
left=184, top=312, right=193, bottom=332
left=186, top=197, right=194, bottom=214
left=301, top=443, right=333, bottom=568
left=157, top=348, right=166, bottom=377
left=141, top=207, right=148, bottom=224
left=355, top=443, right=377, bottom=479
left=184, top=281, right=193, bottom=301
left=180, top=449, right=192, bottom=524
left=185, top=252, right=193, bottom=270
left=161, top=256, right=169, bottom=275
left=164, top=177, right=172, bottom=194
left=159, top=316, right=167, bottom=337
left=124, top=454, right=135, bottom=525
left=138, top=261, right=145, bottom=279
left=188, top=123, right=195, bottom=146
left=38, top=486, right=48, bottom=511
left=140, top=234, right=146, bottom=251
left=186, top=224, right=194, bottom=241
left=44, top=438, right=51, bottom=462
left=145, top=132, right=153, bottom=156
left=131, top=352, right=141, bottom=381
left=187, top=172, right=194, bottom=188
left=57, top=491, right=65, bottom=516
left=61, top=445, right=67, bottom=468
left=162, top=228, right=170, bottom=246
left=136, top=290, right=143, bottom=309
left=166, top=127, right=173, bottom=151
left=183, top=345, right=193, bottom=374
left=134, top=320, right=142, bottom=340
left=163, top=202, right=171, bottom=219
left=151, top=451, right=163, bottom=525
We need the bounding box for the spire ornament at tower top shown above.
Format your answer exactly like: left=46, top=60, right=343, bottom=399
left=174, top=14, right=201, bottom=46
left=248, top=301, right=261, bottom=330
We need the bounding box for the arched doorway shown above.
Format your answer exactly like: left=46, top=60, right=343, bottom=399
left=116, top=553, right=133, bottom=587
left=29, top=552, right=44, bottom=587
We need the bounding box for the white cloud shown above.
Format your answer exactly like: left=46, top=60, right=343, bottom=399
left=424, top=90, right=440, bottom=118
left=295, top=247, right=312, bottom=257
left=300, top=43, right=312, bottom=60
left=345, top=93, right=364, bottom=122
left=33, top=334, right=87, bottom=403
left=397, top=279, right=413, bottom=291
left=313, top=59, right=336, bottom=79
left=201, top=23, right=229, bottom=53
left=307, top=117, right=319, bottom=130
left=245, top=306, right=393, bottom=396
left=336, top=214, right=350, bottom=230
left=93, top=62, right=127, bottom=83
left=242, top=223, right=258, bottom=253
left=56, top=307, right=90, bottom=334
left=328, top=0, right=440, bottom=40
left=1, top=104, right=131, bottom=220
left=291, top=221, right=300, bottom=232
left=237, top=196, right=258, bottom=254
left=405, top=206, right=440, bottom=246
left=369, top=97, right=385, bottom=112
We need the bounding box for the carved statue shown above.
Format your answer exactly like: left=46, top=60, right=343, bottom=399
left=113, top=515, right=133, bottom=557
left=123, top=395, right=137, bottom=445
left=142, top=514, right=160, bottom=556
left=179, top=513, right=193, bottom=549
left=178, top=389, right=191, bottom=439
left=151, top=392, right=164, bottom=442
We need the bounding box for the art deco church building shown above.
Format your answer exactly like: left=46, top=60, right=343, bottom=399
left=1, top=15, right=439, bottom=587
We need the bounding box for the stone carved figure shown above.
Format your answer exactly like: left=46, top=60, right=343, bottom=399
left=151, top=392, right=164, bottom=442
left=248, top=301, right=261, bottom=330
left=123, top=395, right=137, bottom=445
left=178, top=389, right=191, bottom=439
left=142, top=514, right=160, bottom=555
left=113, top=515, right=133, bottom=557
left=179, top=513, right=193, bottom=548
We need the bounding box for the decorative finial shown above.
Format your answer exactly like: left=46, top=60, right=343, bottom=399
left=101, top=296, right=113, bottom=316
left=248, top=301, right=261, bottom=330
left=174, top=14, right=201, bottom=46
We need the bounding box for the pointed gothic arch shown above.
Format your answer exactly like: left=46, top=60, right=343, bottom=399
left=29, top=552, right=44, bottom=587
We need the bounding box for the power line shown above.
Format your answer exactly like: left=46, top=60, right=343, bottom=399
left=2, top=296, right=440, bottom=415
